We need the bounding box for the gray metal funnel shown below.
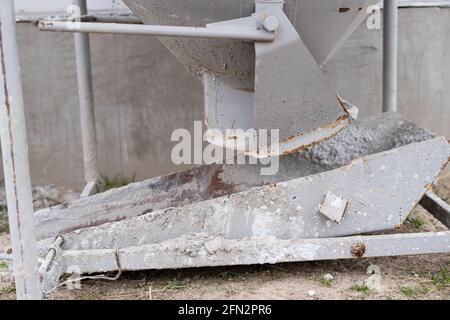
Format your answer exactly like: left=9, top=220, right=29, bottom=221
left=122, top=0, right=379, bottom=155
left=123, top=0, right=378, bottom=89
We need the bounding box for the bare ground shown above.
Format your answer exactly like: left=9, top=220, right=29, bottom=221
left=0, top=170, right=449, bottom=300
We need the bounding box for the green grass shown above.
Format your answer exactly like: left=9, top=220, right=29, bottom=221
left=320, top=276, right=332, bottom=288
left=399, top=285, right=429, bottom=299
left=406, top=217, right=425, bottom=229
left=166, top=278, right=188, bottom=290
left=219, top=271, right=243, bottom=282
left=431, top=267, right=450, bottom=291
left=350, top=284, right=370, bottom=295
left=101, top=174, right=136, bottom=191
left=0, top=209, right=9, bottom=234
left=0, top=222, right=8, bottom=234
left=0, top=261, right=7, bottom=270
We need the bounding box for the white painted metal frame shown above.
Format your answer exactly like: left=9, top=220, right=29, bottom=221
left=40, top=229, right=450, bottom=296
left=39, top=19, right=276, bottom=42
left=383, top=0, right=399, bottom=112
left=0, top=0, right=41, bottom=300
left=73, top=0, right=101, bottom=198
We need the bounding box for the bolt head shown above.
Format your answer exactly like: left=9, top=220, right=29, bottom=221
left=351, top=242, right=366, bottom=258
left=263, top=16, right=279, bottom=32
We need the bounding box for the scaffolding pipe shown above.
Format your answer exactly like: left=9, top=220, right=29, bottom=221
left=0, top=0, right=42, bottom=300
left=41, top=14, right=143, bottom=25
left=39, top=21, right=276, bottom=42
left=0, top=253, right=12, bottom=261
left=383, top=0, right=398, bottom=113
left=73, top=0, right=101, bottom=193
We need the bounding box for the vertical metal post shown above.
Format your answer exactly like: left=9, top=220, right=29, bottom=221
left=383, top=0, right=398, bottom=113
left=73, top=0, right=100, bottom=197
left=0, top=0, right=42, bottom=300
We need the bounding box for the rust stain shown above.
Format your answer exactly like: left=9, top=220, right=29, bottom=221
left=280, top=95, right=352, bottom=156
left=0, top=29, right=29, bottom=295
left=39, top=21, right=54, bottom=28
left=206, top=167, right=235, bottom=197
left=350, top=242, right=366, bottom=258
left=281, top=114, right=350, bottom=156
left=160, top=170, right=196, bottom=186
left=281, top=113, right=349, bottom=145
left=339, top=7, right=362, bottom=13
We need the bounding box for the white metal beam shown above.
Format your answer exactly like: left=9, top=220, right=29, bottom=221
left=0, top=0, right=42, bottom=300
left=383, top=0, right=399, bottom=112
left=39, top=20, right=276, bottom=42
left=73, top=0, right=101, bottom=193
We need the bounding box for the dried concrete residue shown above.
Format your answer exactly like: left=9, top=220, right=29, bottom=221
left=37, top=136, right=450, bottom=256
left=301, top=111, right=435, bottom=169
left=60, top=233, right=325, bottom=274
left=35, top=112, right=442, bottom=259
left=219, top=112, right=434, bottom=187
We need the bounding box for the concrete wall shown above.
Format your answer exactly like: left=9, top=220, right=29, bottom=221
left=324, top=6, right=450, bottom=137
left=14, top=23, right=203, bottom=189
left=15, top=0, right=128, bottom=15
left=1, top=7, right=449, bottom=189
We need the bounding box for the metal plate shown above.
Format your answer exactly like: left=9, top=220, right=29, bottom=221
left=253, top=3, right=349, bottom=150
left=34, top=112, right=437, bottom=241
left=37, top=137, right=450, bottom=252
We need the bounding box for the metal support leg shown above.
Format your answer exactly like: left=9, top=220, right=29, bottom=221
left=0, top=0, right=42, bottom=300
left=420, top=191, right=450, bottom=228
left=73, top=0, right=101, bottom=197
left=383, top=0, right=398, bottom=113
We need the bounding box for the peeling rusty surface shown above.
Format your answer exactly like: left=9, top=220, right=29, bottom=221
left=351, top=242, right=366, bottom=258
left=339, top=8, right=352, bottom=13
left=281, top=114, right=350, bottom=156
left=206, top=166, right=236, bottom=197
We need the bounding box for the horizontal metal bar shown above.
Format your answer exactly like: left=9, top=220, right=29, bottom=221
left=378, top=1, right=450, bottom=8
left=38, top=236, right=64, bottom=275
left=0, top=253, right=13, bottom=261
left=38, top=21, right=275, bottom=42
left=81, top=14, right=142, bottom=24
left=420, top=191, right=450, bottom=228
left=60, top=231, right=450, bottom=275
left=41, top=14, right=143, bottom=25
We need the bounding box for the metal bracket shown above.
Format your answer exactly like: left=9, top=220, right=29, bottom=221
left=38, top=18, right=275, bottom=42
left=420, top=191, right=450, bottom=228
left=205, top=1, right=350, bottom=157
